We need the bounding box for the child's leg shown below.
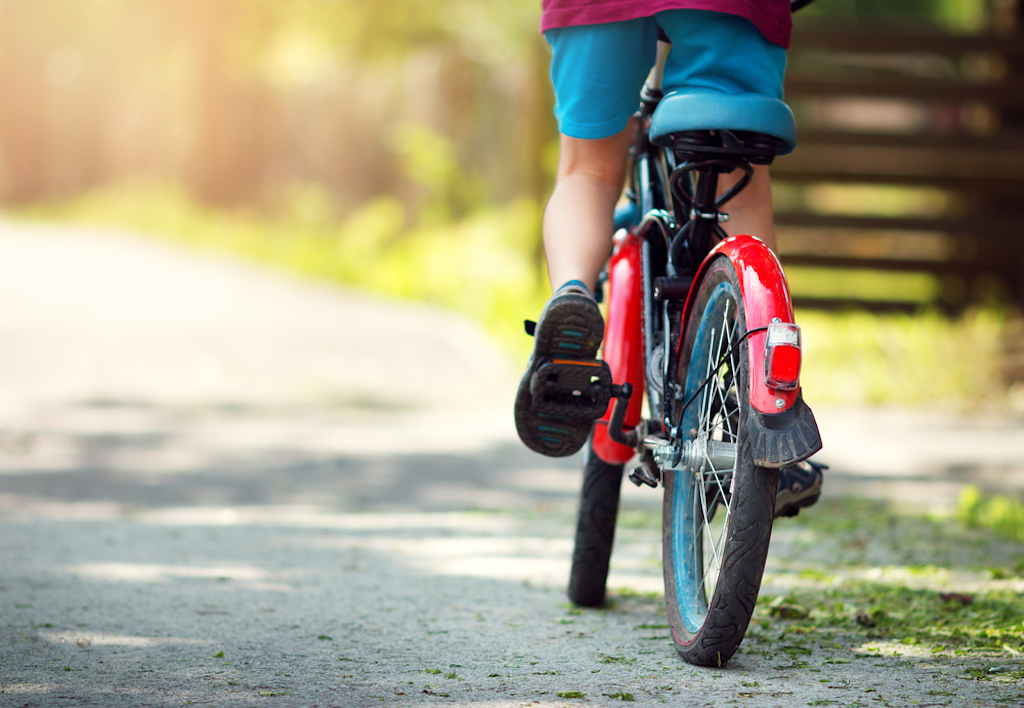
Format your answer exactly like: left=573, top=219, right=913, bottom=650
left=516, top=22, right=653, bottom=457
left=718, top=164, right=776, bottom=252
left=543, top=128, right=632, bottom=292
left=543, top=129, right=776, bottom=290
left=541, top=20, right=657, bottom=294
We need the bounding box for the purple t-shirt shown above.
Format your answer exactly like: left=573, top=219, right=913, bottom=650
left=540, top=0, right=791, bottom=49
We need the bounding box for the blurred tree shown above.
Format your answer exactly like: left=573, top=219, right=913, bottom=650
left=6, top=0, right=997, bottom=216
left=0, top=0, right=130, bottom=200
left=183, top=0, right=270, bottom=203
left=0, top=0, right=49, bottom=201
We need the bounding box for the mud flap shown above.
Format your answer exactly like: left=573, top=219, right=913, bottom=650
left=747, top=391, right=822, bottom=468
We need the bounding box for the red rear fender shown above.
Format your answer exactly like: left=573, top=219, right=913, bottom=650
left=678, top=235, right=800, bottom=415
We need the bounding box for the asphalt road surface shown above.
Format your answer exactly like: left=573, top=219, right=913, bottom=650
left=2, top=221, right=1022, bottom=707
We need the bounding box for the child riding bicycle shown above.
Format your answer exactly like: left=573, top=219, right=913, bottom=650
left=514, top=1, right=822, bottom=518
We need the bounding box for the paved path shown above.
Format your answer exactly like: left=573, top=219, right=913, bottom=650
left=1, top=221, right=1022, bottom=707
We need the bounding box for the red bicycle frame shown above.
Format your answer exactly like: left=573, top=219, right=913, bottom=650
left=592, top=229, right=645, bottom=464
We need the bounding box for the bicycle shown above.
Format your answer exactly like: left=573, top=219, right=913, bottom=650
left=560, top=41, right=823, bottom=667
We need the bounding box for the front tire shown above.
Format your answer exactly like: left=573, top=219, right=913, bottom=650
left=662, top=256, right=777, bottom=666
left=568, top=438, right=624, bottom=607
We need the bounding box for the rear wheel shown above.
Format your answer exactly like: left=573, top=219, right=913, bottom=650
left=568, top=437, right=624, bottom=607
left=662, top=257, right=777, bottom=666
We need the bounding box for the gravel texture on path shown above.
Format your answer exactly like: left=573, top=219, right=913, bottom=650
left=1, top=221, right=1022, bottom=707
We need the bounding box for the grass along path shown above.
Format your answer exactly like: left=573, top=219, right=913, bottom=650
left=569, top=495, right=1024, bottom=704
left=11, top=182, right=1016, bottom=410
left=759, top=497, right=1024, bottom=670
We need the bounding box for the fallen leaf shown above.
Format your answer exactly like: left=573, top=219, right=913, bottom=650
left=938, top=593, right=973, bottom=605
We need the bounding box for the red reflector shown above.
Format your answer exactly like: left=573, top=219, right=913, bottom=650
left=765, top=321, right=801, bottom=390
left=766, top=346, right=801, bottom=389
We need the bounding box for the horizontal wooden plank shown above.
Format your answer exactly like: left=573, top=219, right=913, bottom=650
left=780, top=254, right=1018, bottom=276
left=777, top=226, right=954, bottom=261
left=771, top=170, right=1024, bottom=193
left=790, top=25, right=1024, bottom=57
left=794, top=130, right=1024, bottom=153
left=785, top=77, right=1024, bottom=108
left=774, top=212, right=1024, bottom=237
left=792, top=296, right=926, bottom=313
left=774, top=144, right=1024, bottom=182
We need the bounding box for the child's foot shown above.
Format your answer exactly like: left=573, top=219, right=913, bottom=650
left=774, top=460, right=825, bottom=518
left=514, top=281, right=605, bottom=457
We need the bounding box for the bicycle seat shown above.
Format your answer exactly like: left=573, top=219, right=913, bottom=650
left=649, top=90, right=797, bottom=155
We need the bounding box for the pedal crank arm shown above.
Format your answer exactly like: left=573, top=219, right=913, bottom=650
left=607, top=382, right=639, bottom=448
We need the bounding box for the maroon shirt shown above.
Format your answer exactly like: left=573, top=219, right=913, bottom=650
left=540, top=0, right=792, bottom=49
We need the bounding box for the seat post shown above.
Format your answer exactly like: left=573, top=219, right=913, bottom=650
left=691, top=167, right=720, bottom=257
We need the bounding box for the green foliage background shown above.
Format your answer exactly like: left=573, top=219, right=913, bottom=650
left=6, top=0, right=1014, bottom=409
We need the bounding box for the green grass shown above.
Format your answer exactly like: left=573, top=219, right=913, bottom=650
left=958, top=486, right=1024, bottom=546
left=756, top=584, right=1024, bottom=655
left=738, top=497, right=1024, bottom=675
left=11, top=180, right=1011, bottom=408
left=796, top=308, right=1005, bottom=408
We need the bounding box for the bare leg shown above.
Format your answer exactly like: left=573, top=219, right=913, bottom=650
left=544, top=132, right=777, bottom=293
left=543, top=128, right=632, bottom=292
left=717, top=164, right=776, bottom=252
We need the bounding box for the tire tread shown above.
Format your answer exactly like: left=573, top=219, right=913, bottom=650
left=568, top=444, right=624, bottom=607
left=664, top=258, right=778, bottom=667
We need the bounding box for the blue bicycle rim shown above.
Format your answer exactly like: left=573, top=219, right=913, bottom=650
left=671, top=280, right=737, bottom=634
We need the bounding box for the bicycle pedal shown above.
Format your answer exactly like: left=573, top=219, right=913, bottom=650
left=629, top=465, right=659, bottom=488
left=628, top=456, right=661, bottom=488
left=530, top=358, right=613, bottom=419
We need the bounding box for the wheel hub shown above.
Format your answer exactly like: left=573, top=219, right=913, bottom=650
left=650, top=436, right=737, bottom=473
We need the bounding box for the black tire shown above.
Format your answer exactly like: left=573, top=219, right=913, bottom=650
left=662, top=256, right=777, bottom=666
left=567, top=438, right=624, bottom=607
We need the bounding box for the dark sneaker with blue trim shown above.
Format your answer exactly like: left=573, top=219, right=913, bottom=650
left=514, top=281, right=605, bottom=457
left=774, top=460, right=825, bottom=518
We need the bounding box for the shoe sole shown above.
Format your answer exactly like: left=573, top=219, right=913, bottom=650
left=515, top=292, right=604, bottom=457
left=774, top=475, right=823, bottom=518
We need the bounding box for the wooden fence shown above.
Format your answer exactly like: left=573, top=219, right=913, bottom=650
left=774, top=24, right=1024, bottom=316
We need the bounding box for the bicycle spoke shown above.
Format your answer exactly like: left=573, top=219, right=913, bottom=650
left=691, top=298, right=746, bottom=600
left=700, top=327, right=719, bottom=436
left=691, top=298, right=745, bottom=601
left=715, top=308, right=739, bottom=443
left=695, top=473, right=721, bottom=597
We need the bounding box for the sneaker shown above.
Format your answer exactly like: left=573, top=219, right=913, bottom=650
left=774, top=460, right=825, bottom=518
left=514, top=281, right=605, bottom=457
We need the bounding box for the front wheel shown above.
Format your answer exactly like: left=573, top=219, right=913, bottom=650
left=568, top=438, right=624, bottom=607
left=662, top=256, right=778, bottom=666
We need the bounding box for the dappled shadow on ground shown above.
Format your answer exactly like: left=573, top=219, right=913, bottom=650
left=0, top=400, right=591, bottom=515
left=3, top=509, right=1023, bottom=707
left=2, top=404, right=1023, bottom=705
left=0, top=521, right=668, bottom=708
left=0, top=523, right=662, bottom=708
left=0, top=440, right=564, bottom=512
